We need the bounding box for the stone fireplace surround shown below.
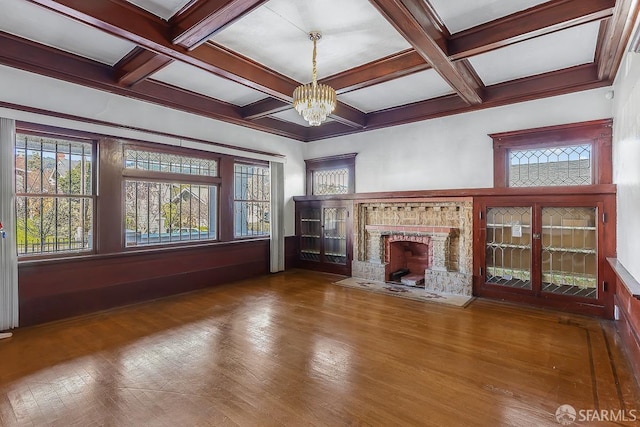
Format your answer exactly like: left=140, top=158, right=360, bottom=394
left=351, top=199, right=473, bottom=296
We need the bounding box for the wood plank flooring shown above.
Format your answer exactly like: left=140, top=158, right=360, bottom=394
left=0, top=269, right=638, bottom=426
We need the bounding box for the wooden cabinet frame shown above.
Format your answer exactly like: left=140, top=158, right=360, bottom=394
left=295, top=200, right=353, bottom=275
left=473, top=193, right=616, bottom=318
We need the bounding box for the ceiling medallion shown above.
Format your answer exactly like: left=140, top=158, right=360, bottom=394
left=293, top=32, right=337, bottom=126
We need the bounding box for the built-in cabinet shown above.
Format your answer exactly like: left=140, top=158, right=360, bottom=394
left=293, top=189, right=616, bottom=318
left=296, top=200, right=353, bottom=275
left=474, top=194, right=616, bottom=317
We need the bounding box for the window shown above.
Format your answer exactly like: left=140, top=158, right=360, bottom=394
left=123, top=147, right=219, bottom=247
left=305, top=153, right=356, bottom=195
left=508, top=144, right=592, bottom=187
left=15, top=133, right=94, bottom=256
left=234, top=163, right=270, bottom=238
left=491, top=119, right=612, bottom=188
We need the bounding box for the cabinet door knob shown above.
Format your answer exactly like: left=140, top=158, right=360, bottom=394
left=532, top=233, right=541, bottom=239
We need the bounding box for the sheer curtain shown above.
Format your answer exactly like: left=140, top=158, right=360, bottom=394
left=269, top=161, right=285, bottom=273
left=0, top=117, right=18, bottom=330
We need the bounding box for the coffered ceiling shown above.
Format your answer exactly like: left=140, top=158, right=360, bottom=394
left=0, top=0, right=638, bottom=142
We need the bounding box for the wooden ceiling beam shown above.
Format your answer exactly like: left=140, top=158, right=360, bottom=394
left=595, top=0, right=640, bottom=80
left=0, top=32, right=307, bottom=141
left=337, top=64, right=609, bottom=139
left=369, top=0, right=484, bottom=105
left=320, top=0, right=614, bottom=96
left=242, top=98, right=366, bottom=128
left=241, top=98, right=291, bottom=120
left=27, top=0, right=367, bottom=128
left=305, top=121, right=360, bottom=142
left=114, top=47, right=173, bottom=86
left=28, top=0, right=299, bottom=100
left=171, top=0, right=269, bottom=50
left=320, top=49, right=429, bottom=94
left=448, top=0, right=615, bottom=59
left=329, top=102, right=367, bottom=128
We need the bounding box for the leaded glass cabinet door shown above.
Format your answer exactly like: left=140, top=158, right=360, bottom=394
left=322, top=206, right=347, bottom=265
left=299, top=206, right=321, bottom=262
left=541, top=207, right=598, bottom=299
left=485, top=207, right=532, bottom=291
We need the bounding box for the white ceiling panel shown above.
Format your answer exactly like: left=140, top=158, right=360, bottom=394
left=125, top=0, right=192, bottom=20
left=150, top=61, right=268, bottom=107
left=430, top=0, right=551, bottom=34
left=468, top=22, right=600, bottom=86
left=271, top=109, right=314, bottom=127
left=210, top=0, right=411, bottom=82
left=338, top=69, right=454, bottom=113
left=0, top=0, right=136, bottom=66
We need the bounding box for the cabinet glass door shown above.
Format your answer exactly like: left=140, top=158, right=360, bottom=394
left=541, top=207, right=597, bottom=299
left=299, top=207, right=321, bottom=262
left=485, top=207, right=532, bottom=290
left=323, top=207, right=347, bottom=264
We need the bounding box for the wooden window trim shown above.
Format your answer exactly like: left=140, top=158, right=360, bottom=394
left=305, top=153, right=357, bottom=196
left=490, top=119, right=613, bottom=188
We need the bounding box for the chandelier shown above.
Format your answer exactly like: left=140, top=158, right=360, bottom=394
left=293, top=32, right=337, bottom=126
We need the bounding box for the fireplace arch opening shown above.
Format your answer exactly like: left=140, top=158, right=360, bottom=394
left=386, top=237, right=431, bottom=285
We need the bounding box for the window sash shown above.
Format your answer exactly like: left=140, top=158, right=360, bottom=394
left=124, top=180, right=217, bottom=247
left=234, top=164, right=270, bottom=238
left=15, top=133, right=95, bottom=257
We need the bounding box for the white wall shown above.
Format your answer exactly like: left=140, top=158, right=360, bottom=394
left=305, top=88, right=614, bottom=192
left=613, top=51, right=640, bottom=281
left=0, top=65, right=306, bottom=236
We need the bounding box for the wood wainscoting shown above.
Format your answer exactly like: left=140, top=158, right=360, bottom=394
left=609, top=258, right=640, bottom=382
left=18, top=239, right=269, bottom=326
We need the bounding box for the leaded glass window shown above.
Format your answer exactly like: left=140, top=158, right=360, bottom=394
left=509, top=144, right=592, bottom=187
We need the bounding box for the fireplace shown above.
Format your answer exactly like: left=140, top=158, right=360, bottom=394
left=351, top=199, right=473, bottom=296
left=387, top=237, right=430, bottom=285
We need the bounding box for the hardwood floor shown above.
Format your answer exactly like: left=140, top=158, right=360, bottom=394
left=0, top=269, right=638, bottom=426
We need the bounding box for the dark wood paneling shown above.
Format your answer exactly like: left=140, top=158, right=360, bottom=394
left=284, top=235, right=298, bottom=270
left=218, top=156, right=235, bottom=242
left=293, top=184, right=616, bottom=203
left=615, top=291, right=640, bottom=382
left=609, top=258, right=640, bottom=382
left=18, top=239, right=270, bottom=326
left=97, top=138, right=124, bottom=254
